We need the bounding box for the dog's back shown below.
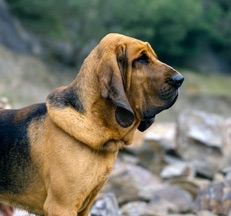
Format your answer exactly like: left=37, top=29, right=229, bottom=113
left=0, top=103, right=47, bottom=194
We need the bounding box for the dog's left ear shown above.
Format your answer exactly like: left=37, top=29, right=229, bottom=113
left=99, top=45, right=134, bottom=128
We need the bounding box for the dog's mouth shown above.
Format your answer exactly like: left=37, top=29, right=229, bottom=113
left=137, top=93, right=178, bottom=132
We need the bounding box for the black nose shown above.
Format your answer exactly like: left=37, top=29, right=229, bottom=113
left=169, top=74, right=184, bottom=88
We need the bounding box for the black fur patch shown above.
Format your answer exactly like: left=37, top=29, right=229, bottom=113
left=48, top=87, right=84, bottom=113
left=63, top=87, right=84, bottom=113
left=0, top=103, right=47, bottom=194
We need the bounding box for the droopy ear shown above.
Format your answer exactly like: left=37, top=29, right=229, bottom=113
left=99, top=45, right=134, bottom=128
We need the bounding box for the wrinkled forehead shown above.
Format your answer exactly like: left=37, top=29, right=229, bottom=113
left=99, top=33, right=157, bottom=58
left=126, top=39, right=158, bottom=59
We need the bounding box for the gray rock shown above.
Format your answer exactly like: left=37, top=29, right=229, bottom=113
left=90, top=193, right=120, bottom=216
left=160, top=162, right=195, bottom=179
left=120, top=201, right=167, bottom=216
left=137, top=138, right=165, bottom=174
left=223, top=166, right=231, bottom=179
left=151, top=185, right=193, bottom=213
left=168, top=177, right=210, bottom=199
left=120, top=184, right=193, bottom=215
left=196, top=210, right=218, bottom=216
left=223, top=118, right=231, bottom=167
left=144, top=122, right=177, bottom=150
left=168, top=214, right=195, bottom=216
left=178, top=110, right=224, bottom=148
left=177, top=110, right=229, bottom=177
left=194, top=179, right=231, bottom=215
left=136, top=122, right=179, bottom=174
left=102, top=161, right=162, bottom=205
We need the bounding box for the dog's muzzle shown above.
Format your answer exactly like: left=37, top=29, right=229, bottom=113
left=138, top=74, right=184, bottom=132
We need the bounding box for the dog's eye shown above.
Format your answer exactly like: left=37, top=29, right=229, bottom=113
left=133, top=54, right=149, bottom=66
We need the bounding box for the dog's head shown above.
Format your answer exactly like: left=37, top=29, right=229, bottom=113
left=46, top=33, right=184, bottom=150
left=96, top=33, right=184, bottom=131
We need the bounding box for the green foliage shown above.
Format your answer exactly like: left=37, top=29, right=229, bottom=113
left=6, top=0, right=75, bottom=39
left=6, top=0, right=231, bottom=71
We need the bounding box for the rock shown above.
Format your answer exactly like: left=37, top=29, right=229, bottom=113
left=178, top=110, right=224, bottom=148
left=118, top=149, right=139, bottom=165
left=168, top=177, right=210, bottom=199
left=151, top=185, right=193, bottom=213
left=168, top=213, right=218, bottom=216
left=194, top=179, right=231, bottom=215
left=144, top=122, right=177, bottom=150
left=160, top=162, right=195, bottom=179
left=135, top=122, right=179, bottom=174
left=196, top=210, right=217, bottom=216
left=90, top=193, right=120, bottom=216
left=136, top=137, right=165, bottom=174
left=120, top=201, right=167, bottom=216
left=223, top=166, right=231, bottom=179
left=177, top=110, right=230, bottom=178
left=223, top=118, right=231, bottom=166
left=168, top=214, right=195, bottom=216
left=102, top=160, right=162, bottom=205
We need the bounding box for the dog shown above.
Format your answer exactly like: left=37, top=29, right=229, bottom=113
left=0, top=33, right=184, bottom=216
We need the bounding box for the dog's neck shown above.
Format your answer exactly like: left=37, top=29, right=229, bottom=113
left=46, top=82, right=138, bottom=152
left=46, top=47, right=139, bottom=151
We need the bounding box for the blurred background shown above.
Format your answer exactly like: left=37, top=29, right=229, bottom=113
left=1, top=1, right=231, bottom=215
left=0, top=0, right=230, bottom=117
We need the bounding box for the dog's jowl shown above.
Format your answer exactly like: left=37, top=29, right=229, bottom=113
left=0, top=33, right=183, bottom=216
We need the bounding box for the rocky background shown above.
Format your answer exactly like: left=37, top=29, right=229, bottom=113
left=1, top=0, right=231, bottom=215
left=90, top=110, right=231, bottom=216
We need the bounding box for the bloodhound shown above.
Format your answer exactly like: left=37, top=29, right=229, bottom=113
left=0, top=33, right=184, bottom=216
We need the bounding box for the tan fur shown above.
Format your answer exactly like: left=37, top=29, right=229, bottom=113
left=0, top=33, right=183, bottom=215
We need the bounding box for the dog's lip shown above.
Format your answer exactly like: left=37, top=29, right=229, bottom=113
left=137, top=93, right=178, bottom=132
left=142, top=113, right=156, bottom=121
left=142, top=115, right=156, bottom=122
left=166, top=92, right=178, bottom=109
left=141, top=93, right=178, bottom=121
